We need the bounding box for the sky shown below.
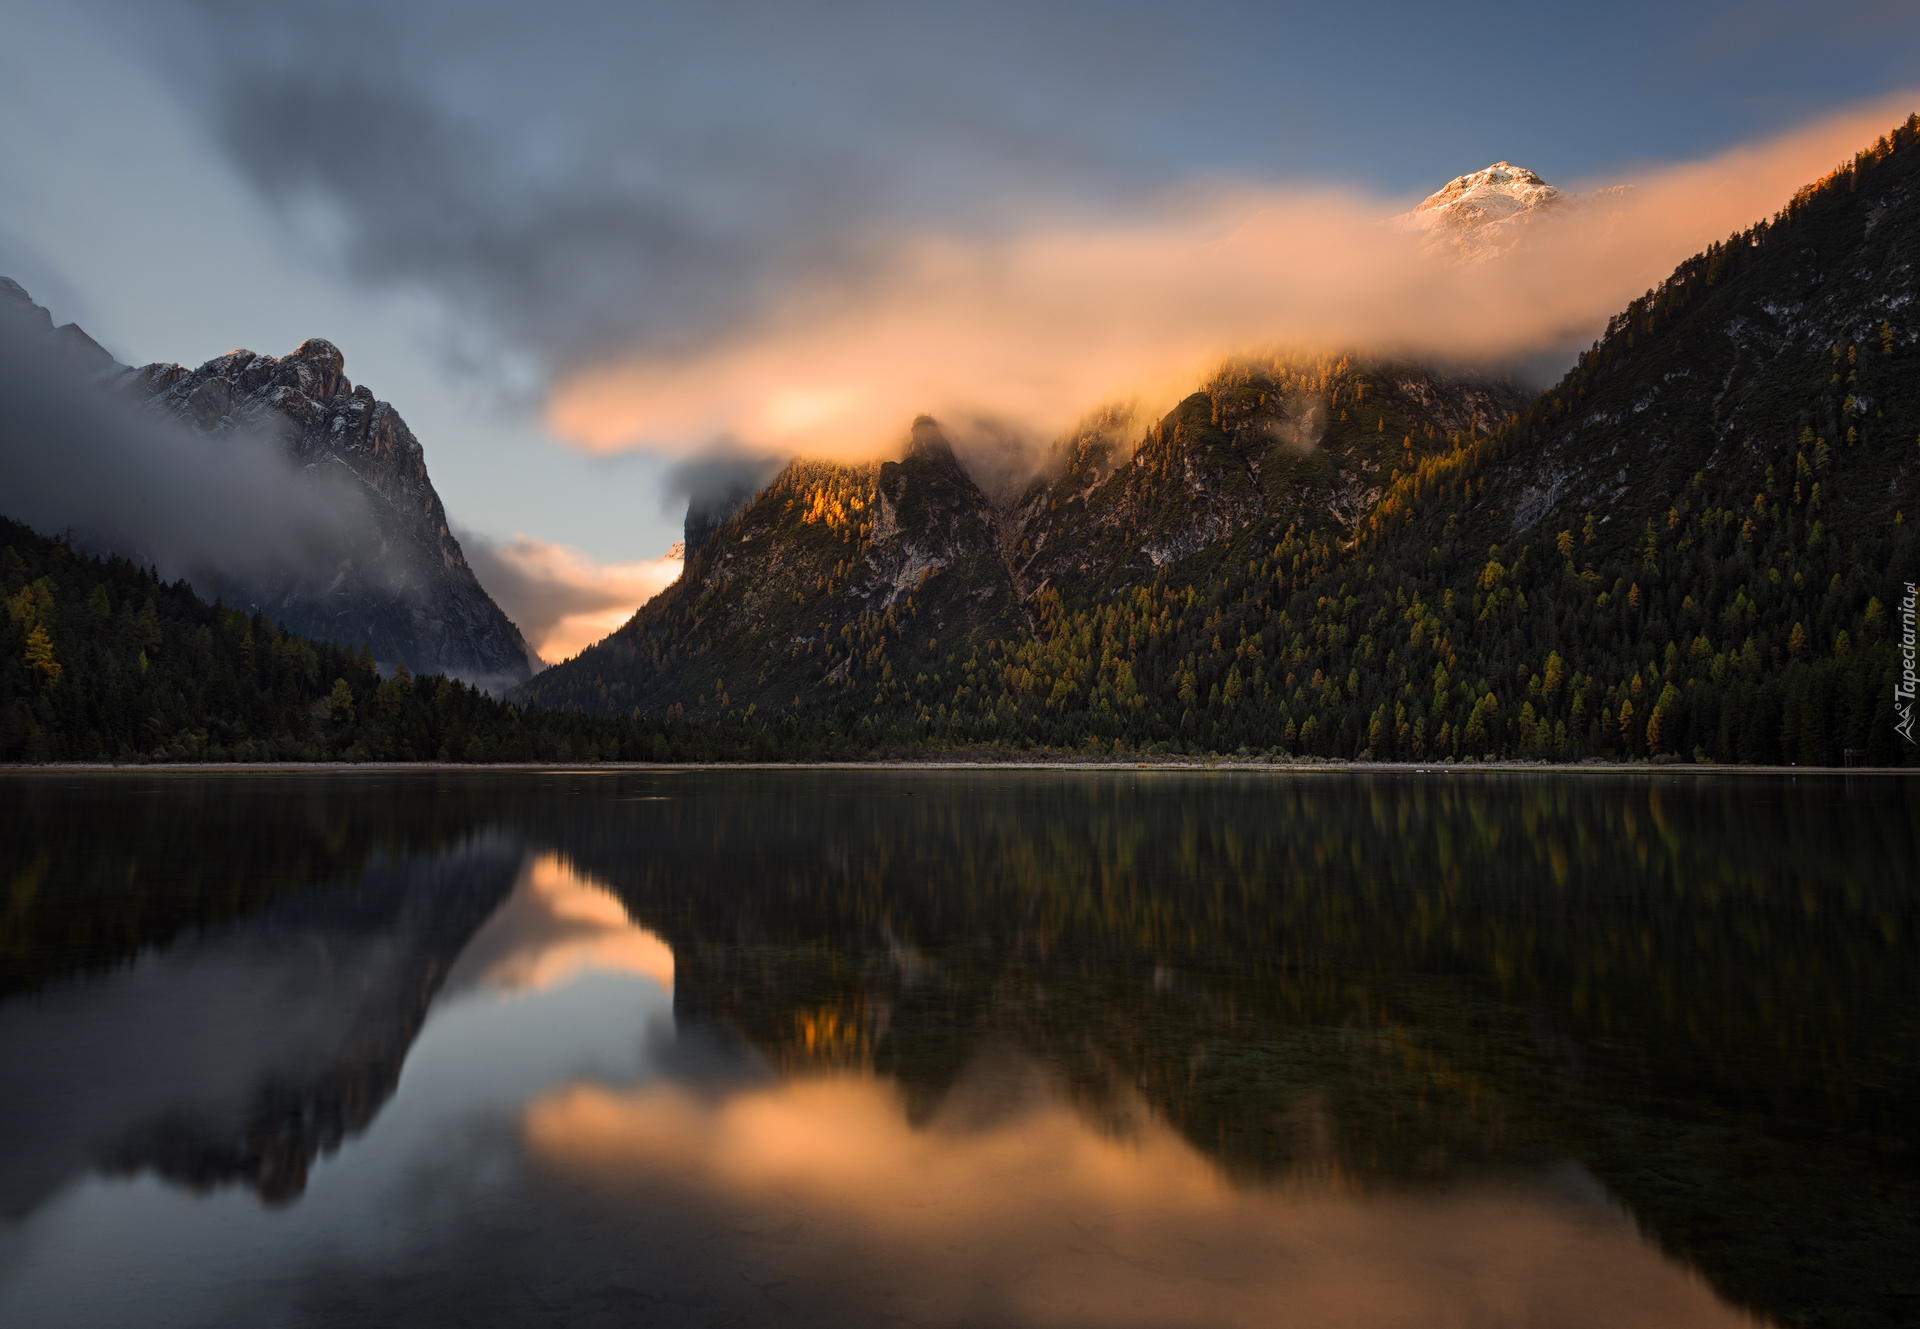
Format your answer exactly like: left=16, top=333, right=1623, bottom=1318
left=3, top=0, right=1918, bottom=661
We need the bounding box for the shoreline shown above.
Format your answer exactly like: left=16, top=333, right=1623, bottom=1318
left=1, top=759, right=1911, bottom=776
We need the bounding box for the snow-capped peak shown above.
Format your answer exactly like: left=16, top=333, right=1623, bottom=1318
left=1413, top=162, right=1562, bottom=222
left=1394, top=162, right=1572, bottom=261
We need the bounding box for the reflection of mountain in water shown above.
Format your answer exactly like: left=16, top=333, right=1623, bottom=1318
left=0, top=830, right=522, bottom=1212
left=1, top=770, right=1914, bottom=1328
left=547, top=773, right=1918, bottom=1329
left=652, top=924, right=1917, bottom=1329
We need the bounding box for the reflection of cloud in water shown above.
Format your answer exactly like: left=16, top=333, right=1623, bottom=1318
left=441, top=852, right=674, bottom=999
left=525, top=1052, right=1748, bottom=1329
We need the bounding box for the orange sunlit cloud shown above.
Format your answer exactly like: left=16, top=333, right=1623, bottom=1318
left=524, top=1064, right=1751, bottom=1328
left=466, top=534, right=683, bottom=665
left=548, top=93, right=1918, bottom=464
left=442, top=852, right=675, bottom=998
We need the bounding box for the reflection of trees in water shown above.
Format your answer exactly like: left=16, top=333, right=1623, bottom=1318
left=3, top=771, right=1914, bottom=1326
left=556, top=772, right=1917, bottom=1329
left=575, top=774, right=1914, bottom=1123
left=0, top=776, right=525, bottom=1207
left=0, top=774, right=522, bottom=998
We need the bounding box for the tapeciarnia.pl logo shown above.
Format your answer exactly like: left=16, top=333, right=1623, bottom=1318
left=1898, top=581, right=1917, bottom=744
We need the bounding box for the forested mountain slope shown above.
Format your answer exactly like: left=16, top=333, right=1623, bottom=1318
left=517, top=360, right=1526, bottom=722
left=16, top=120, right=1916, bottom=767
left=522, top=116, right=1920, bottom=766
left=0, top=518, right=634, bottom=764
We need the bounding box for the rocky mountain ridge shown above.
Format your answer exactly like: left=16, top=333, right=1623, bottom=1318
left=0, top=279, right=534, bottom=690
left=517, top=355, right=1527, bottom=719
left=519, top=117, right=1920, bottom=768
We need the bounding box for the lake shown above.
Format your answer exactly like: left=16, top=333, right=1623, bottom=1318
left=0, top=768, right=1914, bottom=1328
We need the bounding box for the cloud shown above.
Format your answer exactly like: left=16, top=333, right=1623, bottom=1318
left=441, top=853, right=675, bottom=999
left=659, top=448, right=787, bottom=518
left=0, top=300, right=378, bottom=592
left=135, top=2, right=1920, bottom=388
left=523, top=1060, right=1754, bottom=1328
left=139, top=1, right=1167, bottom=382
left=546, top=93, right=1920, bottom=463
left=106, top=4, right=1920, bottom=488
left=461, top=530, right=680, bottom=665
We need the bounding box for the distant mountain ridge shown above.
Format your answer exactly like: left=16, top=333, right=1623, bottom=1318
left=519, top=118, right=1920, bottom=767
left=0, top=278, right=534, bottom=691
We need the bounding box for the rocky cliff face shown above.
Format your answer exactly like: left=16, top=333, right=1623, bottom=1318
left=516, top=421, right=1030, bottom=718
left=514, top=355, right=1525, bottom=719
left=0, top=279, right=534, bottom=690
left=1003, top=363, right=1525, bottom=609
left=1470, top=132, right=1920, bottom=551
left=682, top=483, right=757, bottom=563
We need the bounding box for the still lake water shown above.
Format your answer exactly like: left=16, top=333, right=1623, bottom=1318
left=0, top=769, right=1914, bottom=1328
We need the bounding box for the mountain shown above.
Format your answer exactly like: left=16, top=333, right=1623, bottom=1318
left=1392, top=161, right=1635, bottom=263
left=683, top=481, right=761, bottom=562
left=517, top=358, right=1528, bottom=721
left=1393, top=161, right=1568, bottom=259
left=0, top=278, right=534, bottom=691
left=520, top=115, right=1920, bottom=767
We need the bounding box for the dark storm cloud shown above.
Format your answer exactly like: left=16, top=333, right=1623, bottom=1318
left=209, top=71, right=770, bottom=369
left=141, top=0, right=1167, bottom=377
left=87, top=0, right=1920, bottom=470
left=100, top=0, right=1920, bottom=383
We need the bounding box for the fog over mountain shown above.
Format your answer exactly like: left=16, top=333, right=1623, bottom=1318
left=0, top=280, right=376, bottom=595
left=513, top=118, right=1920, bottom=774
left=78, top=2, right=1920, bottom=479
left=6, top=4, right=1920, bottom=678
left=0, top=278, right=534, bottom=690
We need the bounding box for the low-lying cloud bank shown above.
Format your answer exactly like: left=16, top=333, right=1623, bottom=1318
left=0, top=317, right=377, bottom=595
left=462, top=531, right=681, bottom=666
left=550, top=94, right=1919, bottom=465
left=2, top=277, right=674, bottom=670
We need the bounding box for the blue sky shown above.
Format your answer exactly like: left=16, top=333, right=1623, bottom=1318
left=3, top=0, right=1917, bottom=577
